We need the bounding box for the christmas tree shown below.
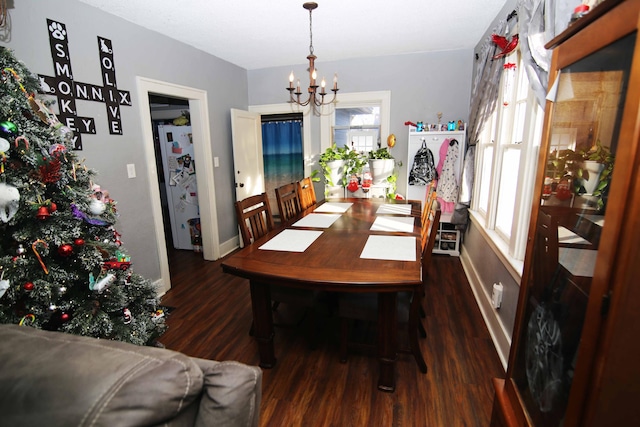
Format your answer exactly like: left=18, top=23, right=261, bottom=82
left=0, top=47, right=166, bottom=345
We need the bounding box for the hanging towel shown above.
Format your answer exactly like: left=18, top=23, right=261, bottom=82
left=436, top=139, right=460, bottom=214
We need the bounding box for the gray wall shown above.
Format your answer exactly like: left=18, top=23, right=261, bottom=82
left=248, top=50, right=474, bottom=197
left=462, top=0, right=520, bottom=363
left=3, top=0, right=247, bottom=281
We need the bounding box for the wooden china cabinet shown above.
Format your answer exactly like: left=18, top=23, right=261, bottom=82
left=490, top=1, right=640, bottom=426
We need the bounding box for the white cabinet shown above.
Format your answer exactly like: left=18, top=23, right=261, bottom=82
left=406, top=127, right=466, bottom=256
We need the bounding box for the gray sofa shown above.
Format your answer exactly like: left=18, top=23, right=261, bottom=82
left=0, top=324, right=262, bottom=427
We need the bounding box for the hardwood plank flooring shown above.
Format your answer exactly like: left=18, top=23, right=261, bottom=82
left=159, top=249, right=504, bottom=426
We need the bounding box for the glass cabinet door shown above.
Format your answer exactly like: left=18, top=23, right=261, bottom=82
left=510, top=32, right=635, bottom=426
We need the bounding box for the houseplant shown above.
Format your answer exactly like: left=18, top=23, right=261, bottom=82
left=548, top=140, right=614, bottom=210
left=317, top=144, right=367, bottom=188
left=368, top=147, right=395, bottom=184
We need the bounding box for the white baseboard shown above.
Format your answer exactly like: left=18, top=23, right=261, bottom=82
left=219, top=235, right=240, bottom=258
left=460, top=248, right=511, bottom=371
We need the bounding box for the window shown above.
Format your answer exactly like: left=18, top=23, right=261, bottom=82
left=471, top=51, right=544, bottom=265
left=333, top=107, right=380, bottom=151
left=320, top=91, right=391, bottom=155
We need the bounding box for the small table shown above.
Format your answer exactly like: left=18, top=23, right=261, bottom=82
left=221, top=198, right=422, bottom=392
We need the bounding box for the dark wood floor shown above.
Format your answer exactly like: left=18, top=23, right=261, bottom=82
left=159, top=248, right=505, bottom=427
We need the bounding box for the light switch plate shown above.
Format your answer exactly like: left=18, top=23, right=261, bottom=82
left=127, top=163, right=136, bottom=178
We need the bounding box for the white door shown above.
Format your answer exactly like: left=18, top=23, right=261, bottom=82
left=231, top=108, right=264, bottom=201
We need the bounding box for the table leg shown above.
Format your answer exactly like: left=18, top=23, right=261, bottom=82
left=377, top=292, right=398, bottom=392
left=249, top=281, right=276, bottom=368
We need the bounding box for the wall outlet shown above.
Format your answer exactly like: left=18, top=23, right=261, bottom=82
left=491, top=282, right=503, bottom=309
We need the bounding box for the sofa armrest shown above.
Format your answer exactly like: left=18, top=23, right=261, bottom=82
left=192, top=358, right=262, bottom=427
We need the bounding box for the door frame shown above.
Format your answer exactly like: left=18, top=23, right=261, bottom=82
left=136, top=77, right=220, bottom=294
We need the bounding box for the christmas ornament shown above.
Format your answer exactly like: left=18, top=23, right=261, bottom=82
left=48, top=143, right=67, bottom=157
left=36, top=206, right=51, bottom=220
left=16, top=244, right=26, bottom=256
left=0, top=137, right=9, bottom=151
left=0, top=271, right=9, bottom=298
left=74, top=238, right=85, bottom=246
left=19, top=314, right=35, bottom=326
left=59, top=286, right=67, bottom=294
left=57, top=244, right=73, bottom=257
left=49, top=202, right=57, bottom=213
left=14, top=135, right=29, bottom=150
left=0, top=120, right=17, bottom=136
left=152, top=309, right=165, bottom=323
left=32, top=239, right=49, bottom=274
left=23, top=282, right=34, bottom=291
left=123, top=308, right=132, bottom=324
left=89, top=198, right=106, bottom=215
left=38, top=157, right=62, bottom=183
left=70, top=204, right=109, bottom=226
left=89, top=272, right=115, bottom=293
left=0, top=182, right=20, bottom=223
left=347, top=179, right=359, bottom=193
left=60, top=313, right=70, bottom=322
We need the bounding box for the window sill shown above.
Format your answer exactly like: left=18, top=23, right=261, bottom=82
left=468, top=210, right=524, bottom=284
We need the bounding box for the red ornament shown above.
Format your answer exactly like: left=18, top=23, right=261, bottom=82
left=23, top=282, right=34, bottom=291
left=58, top=244, right=73, bottom=257
left=49, top=202, right=57, bottom=213
left=347, top=180, right=359, bottom=193
left=36, top=206, right=51, bottom=220
left=74, top=238, right=85, bottom=246
left=60, top=313, right=70, bottom=322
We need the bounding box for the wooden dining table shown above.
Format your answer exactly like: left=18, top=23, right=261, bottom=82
left=221, top=197, right=423, bottom=392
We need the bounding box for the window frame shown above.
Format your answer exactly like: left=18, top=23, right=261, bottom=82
left=320, top=91, right=391, bottom=153
left=470, top=52, right=544, bottom=267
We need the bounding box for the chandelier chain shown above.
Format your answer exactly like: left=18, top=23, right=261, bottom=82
left=308, top=7, right=314, bottom=56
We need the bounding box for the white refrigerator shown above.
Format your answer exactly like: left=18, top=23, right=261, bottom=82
left=157, top=125, right=201, bottom=251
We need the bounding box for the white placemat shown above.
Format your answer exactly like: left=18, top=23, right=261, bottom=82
left=313, top=202, right=353, bottom=213
left=579, top=214, right=605, bottom=227
left=558, top=226, right=590, bottom=245
left=292, top=213, right=341, bottom=228
left=360, top=235, right=416, bottom=261
left=370, top=216, right=415, bottom=233
left=259, top=229, right=323, bottom=252
left=559, top=248, right=597, bottom=277
left=375, top=204, right=412, bottom=215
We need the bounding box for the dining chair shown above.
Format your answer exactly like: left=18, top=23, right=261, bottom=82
left=337, top=201, right=441, bottom=373
left=234, top=192, right=320, bottom=346
left=534, top=209, right=560, bottom=287
left=275, top=182, right=301, bottom=224
left=297, top=177, right=317, bottom=210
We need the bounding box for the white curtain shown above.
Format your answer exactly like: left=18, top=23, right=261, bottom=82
left=468, top=17, right=511, bottom=147
left=517, top=0, right=573, bottom=108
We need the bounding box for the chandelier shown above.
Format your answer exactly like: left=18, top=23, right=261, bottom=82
left=287, top=2, right=339, bottom=115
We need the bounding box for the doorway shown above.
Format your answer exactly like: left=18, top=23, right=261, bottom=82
left=261, top=113, right=304, bottom=218
left=136, top=77, right=220, bottom=295
left=149, top=95, right=200, bottom=255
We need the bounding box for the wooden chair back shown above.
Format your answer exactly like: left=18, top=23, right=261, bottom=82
left=234, top=193, right=275, bottom=247
left=421, top=179, right=437, bottom=231
left=421, top=188, right=439, bottom=252
left=421, top=200, right=441, bottom=281
left=275, top=182, right=301, bottom=224
left=297, top=177, right=317, bottom=210
left=534, top=209, right=559, bottom=286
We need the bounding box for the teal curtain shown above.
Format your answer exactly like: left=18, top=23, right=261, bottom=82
left=261, top=119, right=304, bottom=182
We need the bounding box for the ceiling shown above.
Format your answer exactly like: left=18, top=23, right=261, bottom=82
left=77, top=0, right=509, bottom=71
